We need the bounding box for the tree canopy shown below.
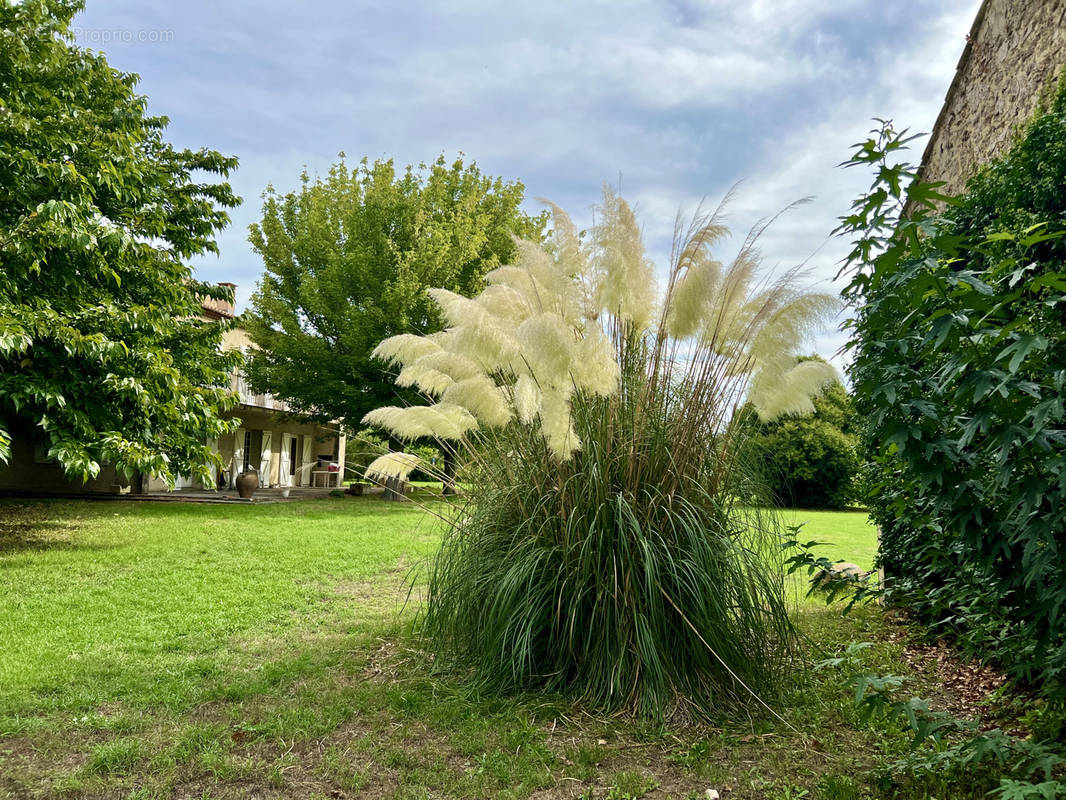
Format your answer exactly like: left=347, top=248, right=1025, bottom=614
left=741, top=357, right=859, bottom=510
left=242, top=156, right=547, bottom=429
left=0, top=0, right=242, bottom=485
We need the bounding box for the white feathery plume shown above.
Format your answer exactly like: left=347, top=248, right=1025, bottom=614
left=365, top=451, right=422, bottom=481
left=539, top=388, right=580, bottom=459
left=666, top=254, right=723, bottom=340
left=394, top=350, right=485, bottom=397
left=591, top=186, right=657, bottom=332
left=707, top=249, right=761, bottom=346
left=484, top=265, right=542, bottom=301
left=512, top=374, right=542, bottom=424
left=362, top=406, right=436, bottom=439
left=372, top=334, right=442, bottom=368
left=425, top=403, right=481, bottom=439
left=394, top=363, right=455, bottom=396
left=477, top=283, right=536, bottom=324
left=748, top=293, right=840, bottom=364
left=514, top=239, right=585, bottom=324
left=447, top=316, right=521, bottom=374
left=409, top=351, right=483, bottom=382
left=362, top=403, right=479, bottom=441
left=427, top=288, right=487, bottom=329
left=441, top=376, right=513, bottom=427
left=749, top=359, right=840, bottom=421
left=541, top=200, right=587, bottom=280
left=572, top=325, right=619, bottom=396
left=516, top=312, right=576, bottom=387
left=363, top=190, right=840, bottom=466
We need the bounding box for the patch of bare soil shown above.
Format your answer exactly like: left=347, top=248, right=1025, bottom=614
left=881, top=611, right=1011, bottom=723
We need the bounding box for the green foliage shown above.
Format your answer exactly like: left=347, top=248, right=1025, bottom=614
left=837, top=86, right=1066, bottom=692
left=0, top=0, right=242, bottom=485
left=243, top=155, right=547, bottom=429
left=847, top=669, right=1066, bottom=798
left=815, top=644, right=1066, bottom=799
left=742, top=359, right=859, bottom=509
left=781, top=526, right=882, bottom=612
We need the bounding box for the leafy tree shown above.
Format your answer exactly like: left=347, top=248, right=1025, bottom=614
left=742, top=359, right=859, bottom=509
left=243, top=156, right=547, bottom=431
left=0, top=0, right=242, bottom=485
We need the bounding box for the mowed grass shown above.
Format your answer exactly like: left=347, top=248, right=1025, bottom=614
left=779, top=508, right=879, bottom=571
left=0, top=499, right=952, bottom=800
left=0, top=496, right=441, bottom=718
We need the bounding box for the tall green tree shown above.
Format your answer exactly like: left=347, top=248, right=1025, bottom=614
left=243, top=156, right=547, bottom=430
left=0, top=0, right=242, bottom=485
left=741, top=357, right=859, bottom=509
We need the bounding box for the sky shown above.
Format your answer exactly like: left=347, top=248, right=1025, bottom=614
left=73, top=0, right=981, bottom=367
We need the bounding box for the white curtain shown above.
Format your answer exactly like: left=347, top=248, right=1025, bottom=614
left=300, top=435, right=313, bottom=486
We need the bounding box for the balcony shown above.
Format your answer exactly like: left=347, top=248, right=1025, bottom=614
left=230, top=372, right=291, bottom=412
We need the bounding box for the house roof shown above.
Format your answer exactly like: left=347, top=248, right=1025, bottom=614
left=200, top=282, right=237, bottom=320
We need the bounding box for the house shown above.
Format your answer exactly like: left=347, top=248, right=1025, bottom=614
left=916, top=0, right=1066, bottom=193
left=0, top=284, right=345, bottom=495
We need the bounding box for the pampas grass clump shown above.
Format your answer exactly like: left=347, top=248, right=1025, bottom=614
left=364, top=187, right=840, bottom=719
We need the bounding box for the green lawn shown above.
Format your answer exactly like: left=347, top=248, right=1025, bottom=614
left=0, top=497, right=440, bottom=719
left=778, top=508, right=879, bottom=571
left=0, top=498, right=962, bottom=800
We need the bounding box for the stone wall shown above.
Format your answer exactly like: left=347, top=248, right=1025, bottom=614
left=918, top=0, right=1066, bottom=195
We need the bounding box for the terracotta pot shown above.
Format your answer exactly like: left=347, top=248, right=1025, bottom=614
left=235, top=470, right=259, bottom=499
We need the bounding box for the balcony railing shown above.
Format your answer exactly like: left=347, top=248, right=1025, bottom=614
left=231, top=372, right=291, bottom=412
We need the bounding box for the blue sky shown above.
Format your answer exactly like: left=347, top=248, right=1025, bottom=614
left=74, top=0, right=980, bottom=364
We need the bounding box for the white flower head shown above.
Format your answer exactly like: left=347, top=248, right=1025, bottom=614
left=365, top=452, right=422, bottom=481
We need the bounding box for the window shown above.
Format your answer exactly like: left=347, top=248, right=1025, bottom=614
left=289, top=436, right=297, bottom=476
left=242, top=430, right=252, bottom=472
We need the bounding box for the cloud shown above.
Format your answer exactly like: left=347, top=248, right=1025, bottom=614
left=709, top=0, right=980, bottom=364
left=72, top=0, right=982, bottom=365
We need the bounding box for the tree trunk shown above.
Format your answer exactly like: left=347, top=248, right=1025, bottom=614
left=383, top=475, right=404, bottom=501
left=382, top=434, right=405, bottom=501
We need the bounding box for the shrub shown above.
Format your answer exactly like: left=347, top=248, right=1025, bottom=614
left=363, top=187, right=840, bottom=718
left=742, top=363, right=859, bottom=509
left=838, top=80, right=1066, bottom=692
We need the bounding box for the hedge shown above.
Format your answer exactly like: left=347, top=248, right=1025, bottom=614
left=839, top=79, right=1066, bottom=692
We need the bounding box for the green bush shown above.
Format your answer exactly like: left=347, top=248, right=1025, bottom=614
left=743, top=363, right=859, bottom=509
left=839, top=80, right=1066, bottom=692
